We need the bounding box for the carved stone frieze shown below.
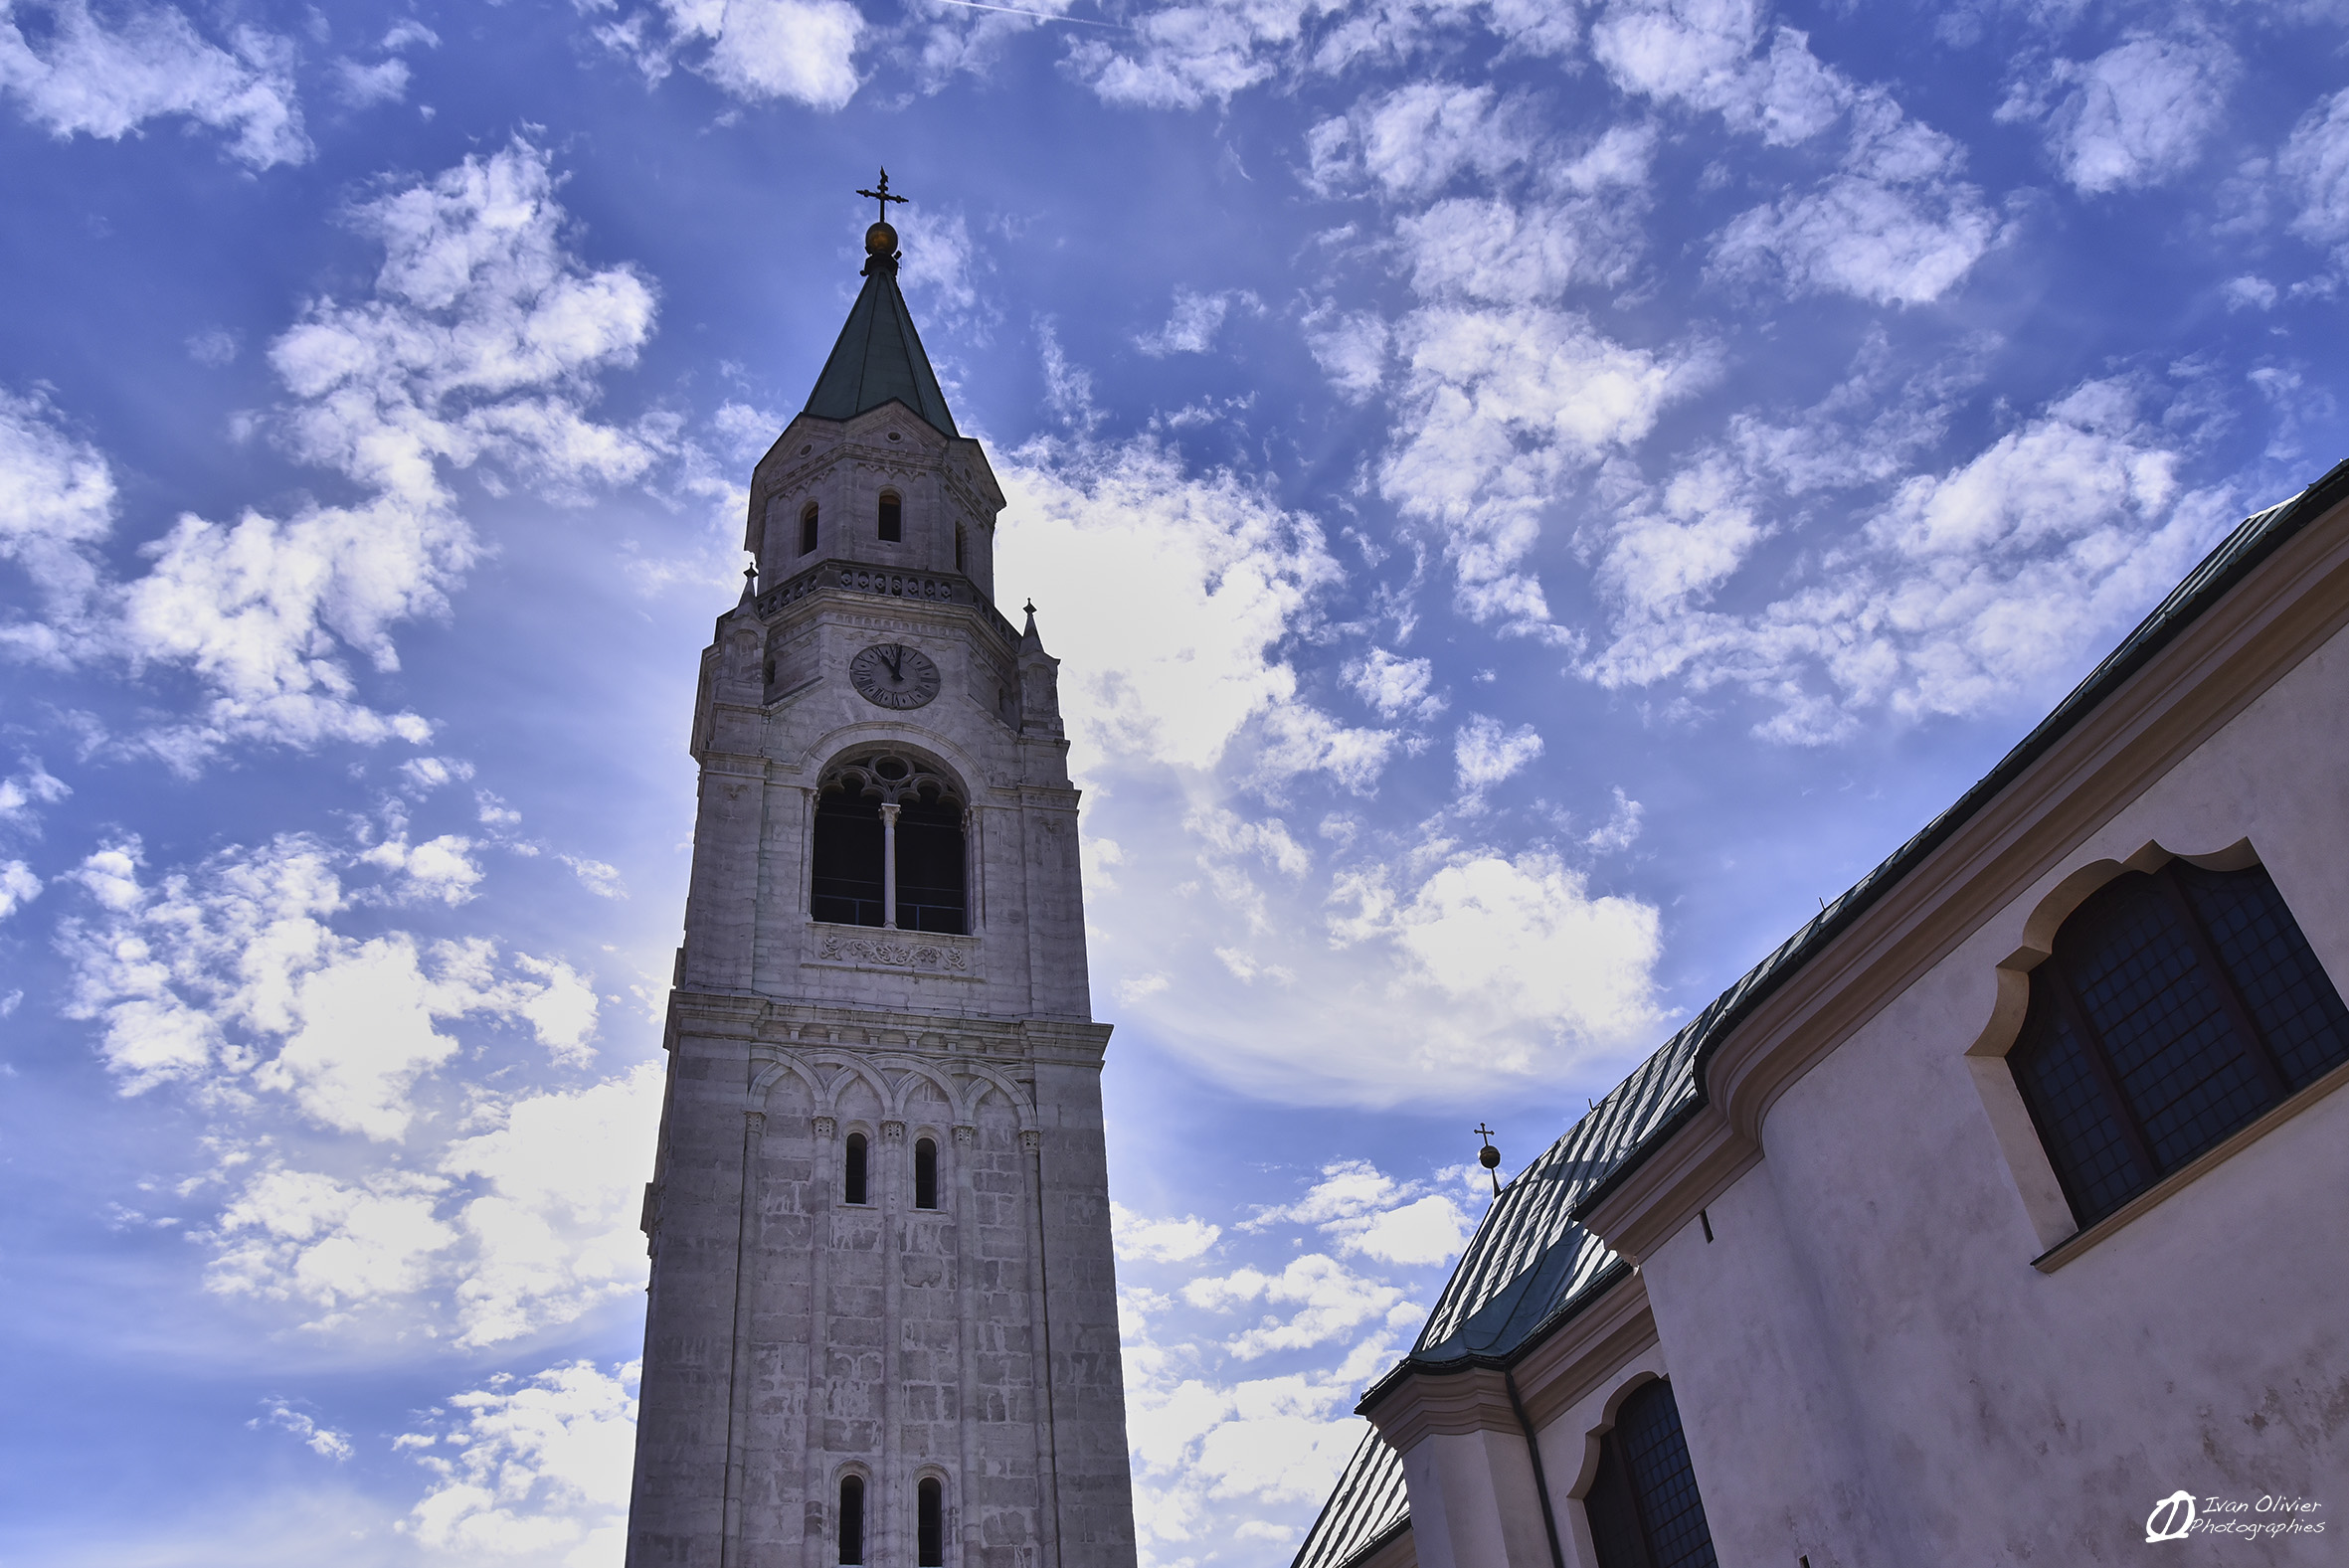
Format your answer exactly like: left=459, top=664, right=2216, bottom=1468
left=813, top=926, right=978, bottom=975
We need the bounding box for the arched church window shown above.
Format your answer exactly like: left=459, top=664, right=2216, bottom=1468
left=917, top=1477, right=945, bottom=1566
left=914, top=1137, right=939, bottom=1209
left=1584, top=1379, right=1717, bottom=1568
left=810, top=753, right=967, bottom=936
left=837, top=1475, right=865, bottom=1565
left=844, top=1133, right=869, bottom=1206
left=2010, top=860, right=2349, bottom=1227
left=878, top=491, right=902, bottom=543
left=801, top=502, right=819, bottom=556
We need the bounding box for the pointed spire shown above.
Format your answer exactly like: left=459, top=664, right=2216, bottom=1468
left=803, top=171, right=960, bottom=438
left=739, top=561, right=758, bottom=606
left=1019, top=598, right=1045, bottom=654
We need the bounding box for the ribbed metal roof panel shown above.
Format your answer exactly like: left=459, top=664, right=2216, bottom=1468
left=1290, top=1427, right=1409, bottom=1568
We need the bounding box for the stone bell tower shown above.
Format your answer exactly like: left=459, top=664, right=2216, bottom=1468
left=625, top=177, right=1138, bottom=1568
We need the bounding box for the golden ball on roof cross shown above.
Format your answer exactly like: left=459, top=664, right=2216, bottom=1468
left=866, top=221, right=898, bottom=256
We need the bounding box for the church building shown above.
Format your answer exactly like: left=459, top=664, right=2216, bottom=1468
left=624, top=186, right=1139, bottom=1568
left=1296, top=465, right=2349, bottom=1567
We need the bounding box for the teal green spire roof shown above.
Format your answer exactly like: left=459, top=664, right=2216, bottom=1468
left=803, top=248, right=959, bottom=438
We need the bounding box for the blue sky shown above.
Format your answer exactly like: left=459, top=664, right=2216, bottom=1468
left=2, top=0, right=2346, bottom=1562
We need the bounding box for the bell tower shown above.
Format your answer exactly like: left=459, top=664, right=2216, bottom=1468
left=626, top=176, right=1138, bottom=1568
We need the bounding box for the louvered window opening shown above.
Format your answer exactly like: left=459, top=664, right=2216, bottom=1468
left=2010, top=862, right=2349, bottom=1228
left=1585, top=1379, right=1718, bottom=1568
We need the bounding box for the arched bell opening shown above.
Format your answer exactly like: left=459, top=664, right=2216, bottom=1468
left=811, top=751, right=968, bottom=935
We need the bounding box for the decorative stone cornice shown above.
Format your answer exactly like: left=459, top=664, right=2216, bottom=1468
left=1359, top=1363, right=1524, bottom=1454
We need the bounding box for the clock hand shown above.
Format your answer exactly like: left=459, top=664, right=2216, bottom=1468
left=886, top=644, right=904, bottom=680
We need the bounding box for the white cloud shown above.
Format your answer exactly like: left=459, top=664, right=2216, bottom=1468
left=1714, top=92, right=1998, bottom=306
left=438, top=1064, right=662, bottom=1345
left=996, top=435, right=1358, bottom=779
left=1453, top=713, right=1542, bottom=793
left=1137, top=286, right=1262, bottom=356
left=2282, top=87, right=2349, bottom=248
left=1588, top=377, right=2229, bottom=742
left=601, top=0, right=866, bottom=108
left=0, top=0, right=308, bottom=167
left=1330, top=846, right=1663, bottom=1066
left=560, top=855, right=629, bottom=899
left=1309, top=80, right=1535, bottom=199
left=1379, top=306, right=1709, bottom=626
left=253, top=1400, right=355, bottom=1461
left=0, top=756, right=70, bottom=825
left=61, top=833, right=600, bottom=1124
left=403, top=1359, right=638, bottom=1561
left=1113, top=1201, right=1224, bottom=1263
left=1185, top=1253, right=1407, bottom=1357
left=213, top=1166, right=458, bottom=1308
left=1302, top=304, right=1390, bottom=402
left=1584, top=786, right=1645, bottom=853
left=0, top=387, right=115, bottom=665
left=9, top=141, right=656, bottom=767
left=1063, top=0, right=1301, bottom=109
left=2006, top=33, right=2237, bottom=196
left=361, top=833, right=485, bottom=906
left=1345, top=646, right=1442, bottom=720
left=401, top=756, right=476, bottom=791
left=0, top=859, right=40, bottom=919
left=1590, top=1, right=1852, bottom=146
left=332, top=56, right=411, bottom=107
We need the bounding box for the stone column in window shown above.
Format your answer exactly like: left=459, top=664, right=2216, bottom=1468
left=879, top=803, right=900, bottom=930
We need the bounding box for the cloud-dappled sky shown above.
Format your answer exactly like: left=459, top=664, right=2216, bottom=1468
left=2, top=0, right=2344, bottom=1562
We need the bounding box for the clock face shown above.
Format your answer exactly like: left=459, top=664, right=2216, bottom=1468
left=849, top=642, right=942, bottom=710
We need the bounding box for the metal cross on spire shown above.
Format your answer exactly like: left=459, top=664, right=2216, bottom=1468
left=855, top=168, right=909, bottom=224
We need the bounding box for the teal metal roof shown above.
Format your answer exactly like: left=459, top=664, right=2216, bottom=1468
left=1292, top=1428, right=1409, bottom=1568
left=1293, top=458, right=2349, bottom=1568
left=803, top=262, right=959, bottom=437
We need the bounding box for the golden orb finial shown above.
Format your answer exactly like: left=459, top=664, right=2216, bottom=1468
left=866, top=221, right=898, bottom=256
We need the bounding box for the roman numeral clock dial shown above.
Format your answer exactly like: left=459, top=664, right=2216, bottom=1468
left=849, top=641, right=941, bottom=710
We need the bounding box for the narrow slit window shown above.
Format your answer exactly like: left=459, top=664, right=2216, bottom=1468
left=917, top=1477, right=944, bottom=1566
left=878, top=492, right=902, bottom=543
left=2009, top=861, right=2349, bottom=1228
left=1584, top=1380, right=1718, bottom=1568
left=914, top=1138, right=939, bottom=1210
left=838, top=1475, right=865, bottom=1565
left=801, top=502, right=819, bottom=556
left=844, top=1133, right=868, bottom=1206
left=954, top=524, right=966, bottom=572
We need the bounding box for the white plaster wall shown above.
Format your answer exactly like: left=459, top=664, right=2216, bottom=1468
left=1656, top=623, right=2349, bottom=1564
left=1398, top=1426, right=1558, bottom=1568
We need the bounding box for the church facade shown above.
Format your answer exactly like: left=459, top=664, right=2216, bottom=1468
left=1297, top=466, right=2349, bottom=1568
left=624, top=201, right=1138, bottom=1568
